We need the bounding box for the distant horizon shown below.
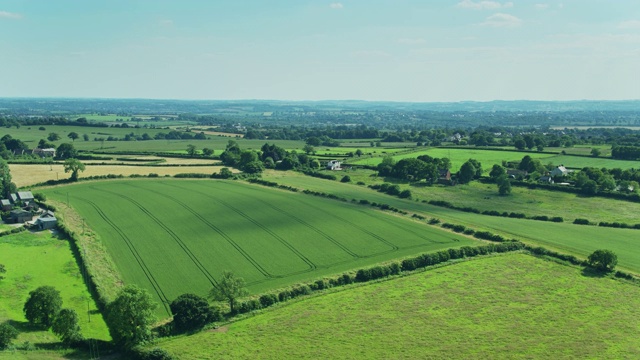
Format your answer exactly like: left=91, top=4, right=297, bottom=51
left=1, top=1, right=639, bottom=101
left=1, top=96, right=639, bottom=104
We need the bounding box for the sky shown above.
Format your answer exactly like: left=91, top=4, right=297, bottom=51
left=0, top=0, right=638, bottom=102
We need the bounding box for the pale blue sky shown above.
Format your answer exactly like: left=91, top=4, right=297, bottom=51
left=0, top=0, right=638, bottom=101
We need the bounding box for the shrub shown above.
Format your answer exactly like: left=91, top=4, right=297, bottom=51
left=259, top=294, right=278, bottom=308
left=0, top=323, right=18, bottom=350
left=573, top=218, right=591, bottom=225
left=340, top=175, right=351, bottom=183
left=398, top=189, right=412, bottom=198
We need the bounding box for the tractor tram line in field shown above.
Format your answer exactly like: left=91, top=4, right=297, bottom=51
left=155, top=181, right=319, bottom=277
left=58, top=192, right=172, bottom=314
left=91, top=186, right=224, bottom=287
left=121, top=182, right=277, bottom=281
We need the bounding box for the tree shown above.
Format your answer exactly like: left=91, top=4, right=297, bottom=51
left=186, top=144, right=197, bottom=157
left=67, top=132, right=79, bottom=142
left=106, top=285, right=157, bottom=349
left=303, top=144, right=315, bottom=155
left=591, top=148, right=601, bottom=157
left=202, top=148, right=214, bottom=157
left=341, top=175, right=351, bottom=183
left=0, top=159, right=16, bottom=199
left=38, top=139, right=55, bottom=149
left=170, top=293, right=217, bottom=333
left=355, top=149, right=363, bottom=157
left=514, top=138, right=526, bottom=150
left=489, top=164, right=506, bottom=181
left=24, top=286, right=63, bottom=328
left=218, top=168, right=233, bottom=179
left=82, top=134, right=90, bottom=141
left=458, top=161, right=476, bottom=184
left=588, top=249, right=618, bottom=272
left=209, top=271, right=248, bottom=313
left=48, top=133, right=61, bottom=142
left=497, top=175, right=512, bottom=195
left=56, top=143, right=77, bottom=159
left=52, top=308, right=83, bottom=345
left=64, top=158, right=86, bottom=181
left=0, top=323, right=18, bottom=349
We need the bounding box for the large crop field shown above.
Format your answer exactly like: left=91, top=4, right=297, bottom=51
left=156, top=253, right=640, bottom=359
left=42, top=179, right=476, bottom=315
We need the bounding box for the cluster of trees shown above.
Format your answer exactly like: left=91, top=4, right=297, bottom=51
left=611, top=145, right=640, bottom=160
left=0, top=159, right=17, bottom=198
left=220, top=141, right=321, bottom=174
left=377, top=155, right=451, bottom=184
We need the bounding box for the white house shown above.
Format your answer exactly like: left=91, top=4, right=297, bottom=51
left=326, top=160, right=341, bottom=170
left=550, top=165, right=568, bottom=177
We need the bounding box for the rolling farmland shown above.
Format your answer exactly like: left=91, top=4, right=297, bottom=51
left=43, top=179, right=476, bottom=315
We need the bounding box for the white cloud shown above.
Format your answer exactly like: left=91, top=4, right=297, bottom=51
left=0, top=11, right=22, bottom=19
left=398, top=38, right=426, bottom=45
left=456, top=0, right=513, bottom=10
left=618, top=20, right=640, bottom=30
left=481, top=13, right=522, bottom=27
left=329, top=3, right=344, bottom=9
left=535, top=4, right=549, bottom=10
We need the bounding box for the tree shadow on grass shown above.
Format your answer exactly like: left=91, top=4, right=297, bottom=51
left=581, top=267, right=608, bottom=278
left=3, top=319, right=47, bottom=333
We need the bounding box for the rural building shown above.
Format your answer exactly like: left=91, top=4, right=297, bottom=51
left=1, top=199, right=11, bottom=211
left=550, top=166, right=568, bottom=177
left=35, top=217, right=57, bottom=230
left=9, top=194, right=18, bottom=203
left=539, top=175, right=553, bottom=183
left=507, top=169, right=528, bottom=179
left=40, top=210, right=55, bottom=218
left=9, top=209, right=32, bottom=223
left=17, top=191, right=35, bottom=203
left=32, top=148, right=56, bottom=157
left=326, top=160, right=341, bottom=170
left=438, top=169, right=451, bottom=181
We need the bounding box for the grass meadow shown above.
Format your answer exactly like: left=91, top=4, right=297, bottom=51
left=0, top=231, right=110, bottom=344
left=157, top=253, right=640, bottom=359
left=42, top=179, right=476, bottom=316
left=261, top=171, right=640, bottom=274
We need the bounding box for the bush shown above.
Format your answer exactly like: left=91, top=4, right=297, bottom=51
left=398, top=189, right=412, bottom=198
left=0, top=323, right=18, bottom=349
left=259, top=294, right=278, bottom=308
left=340, top=175, right=351, bottom=183
left=573, top=218, right=591, bottom=225
left=588, top=249, right=618, bottom=272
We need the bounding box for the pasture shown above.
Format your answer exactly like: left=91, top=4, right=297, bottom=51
left=42, top=179, right=476, bottom=316
left=261, top=171, right=640, bottom=274
left=156, top=253, right=640, bottom=359
left=0, top=231, right=110, bottom=343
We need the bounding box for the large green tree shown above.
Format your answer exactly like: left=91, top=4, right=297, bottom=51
left=458, top=161, right=476, bottom=184
left=588, top=250, right=618, bottom=272
left=105, top=285, right=157, bottom=349
left=67, top=132, right=79, bottom=142
left=63, top=158, right=86, bottom=181
left=209, top=271, right=248, bottom=313
left=170, top=293, right=218, bottom=333
left=24, top=286, right=63, bottom=328
left=52, top=308, right=83, bottom=345
left=56, top=143, right=77, bottom=159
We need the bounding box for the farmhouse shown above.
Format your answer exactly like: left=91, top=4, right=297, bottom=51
left=35, top=216, right=57, bottom=230
left=9, top=209, right=32, bottom=223
left=32, top=148, right=56, bottom=157
left=326, top=160, right=341, bottom=170
left=507, top=169, right=528, bottom=180
left=17, top=191, right=35, bottom=204
left=539, top=175, right=553, bottom=183
left=550, top=165, right=568, bottom=177
left=1, top=199, right=11, bottom=211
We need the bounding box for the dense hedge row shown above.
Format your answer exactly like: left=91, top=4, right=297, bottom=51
left=368, top=183, right=412, bottom=199
left=248, top=178, right=299, bottom=192
left=0, top=226, right=27, bottom=237
left=572, top=218, right=640, bottom=230
left=232, top=243, right=525, bottom=316
left=301, top=170, right=337, bottom=181
left=425, top=199, right=563, bottom=222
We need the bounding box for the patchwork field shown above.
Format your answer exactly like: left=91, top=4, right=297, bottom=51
left=0, top=231, right=110, bottom=343
left=156, top=253, right=640, bottom=359
left=261, top=171, right=640, bottom=274
left=351, top=148, right=554, bottom=172
left=42, top=179, right=476, bottom=316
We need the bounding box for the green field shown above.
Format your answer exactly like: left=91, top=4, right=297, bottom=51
left=0, top=231, right=110, bottom=344
left=350, top=148, right=554, bottom=172
left=156, top=253, right=640, bottom=359
left=261, top=171, right=640, bottom=274
left=42, top=179, right=476, bottom=316
left=544, top=155, right=640, bottom=170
